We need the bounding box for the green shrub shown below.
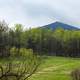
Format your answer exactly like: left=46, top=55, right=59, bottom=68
left=10, top=47, right=34, bottom=57
left=19, top=48, right=34, bottom=57
left=10, top=47, right=17, bottom=56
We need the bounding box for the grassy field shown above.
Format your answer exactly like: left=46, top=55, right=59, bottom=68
left=29, top=56, right=80, bottom=80
left=0, top=56, right=80, bottom=80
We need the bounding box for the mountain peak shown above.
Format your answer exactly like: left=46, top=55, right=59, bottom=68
left=42, top=21, right=79, bottom=30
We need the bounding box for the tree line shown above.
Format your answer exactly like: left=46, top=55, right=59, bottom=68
left=0, top=21, right=80, bottom=57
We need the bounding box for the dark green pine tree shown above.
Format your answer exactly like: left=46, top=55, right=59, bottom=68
left=0, top=20, right=10, bottom=57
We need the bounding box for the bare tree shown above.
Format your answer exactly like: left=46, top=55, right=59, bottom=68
left=0, top=54, right=40, bottom=80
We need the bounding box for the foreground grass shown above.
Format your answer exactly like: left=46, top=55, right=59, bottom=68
left=29, top=56, right=80, bottom=80
left=0, top=56, right=80, bottom=80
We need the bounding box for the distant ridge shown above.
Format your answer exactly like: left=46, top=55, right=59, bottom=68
left=42, top=22, right=79, bottom=30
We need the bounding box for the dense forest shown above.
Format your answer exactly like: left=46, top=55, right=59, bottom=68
left=0, top=21, right=80, bottom=57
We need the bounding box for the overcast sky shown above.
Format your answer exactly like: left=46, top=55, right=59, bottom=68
left=0, top=0, right=80, bottom=28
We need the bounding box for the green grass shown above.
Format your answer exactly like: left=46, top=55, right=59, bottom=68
left=0, top=56, right=80, bottom=80
left=29, top=56, right=80, bottom=80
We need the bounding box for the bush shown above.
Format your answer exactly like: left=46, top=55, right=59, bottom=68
left=19, top=48, right=33, bottom=57
left=10, top=47, right=18, bottom=56
left=71, top=68, right=80, bottom=80
left=10, top=47, right=33, bottom=57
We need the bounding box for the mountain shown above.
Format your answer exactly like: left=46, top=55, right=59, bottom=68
left=42, top=22, right=79, bottom=30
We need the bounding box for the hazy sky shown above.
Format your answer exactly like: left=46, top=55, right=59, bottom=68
left=0, top=0, right=80, bottom=28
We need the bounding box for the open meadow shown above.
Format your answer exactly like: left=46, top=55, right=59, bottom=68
left=29, top=56, right=80, bottom=80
